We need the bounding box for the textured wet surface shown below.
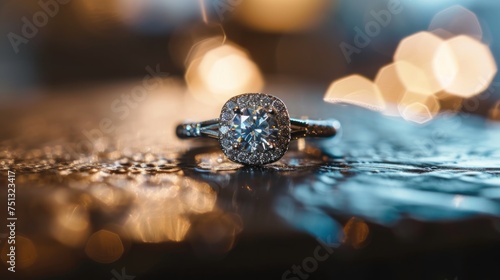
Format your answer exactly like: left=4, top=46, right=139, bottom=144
left=1, top=84, right=500, bottom=279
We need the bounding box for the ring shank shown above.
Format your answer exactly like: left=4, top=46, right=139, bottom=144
left=176, top=118, right=219, bottom=139
left=176, top=118, right=341, bottom=140
left=290, top=119, right=341, bottom=140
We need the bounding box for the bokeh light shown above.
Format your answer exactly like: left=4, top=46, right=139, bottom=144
left=327, top=10, right=497, bottom=125
left=184, top=36, right=226, bottom=69
left=50, top=195, right=90, bottom=247
left=85, top=230, right=124, bottom=263
left=429, top=5, right=482, bottom=40
left=490, top=101, right=500, bottom=121
left=189, top=211, right=243, bottom=256
left=186, top=40, right=264, bottom=105
left=200, top=47, right=260, bottom=94
left=235, top=0, right=333, bottom=32
left=374, top=63, right=408, bottom=116
left=169, top=24, right=227, bottom=69
left=88, top=183, right=133, bottom=210
left=1, top=235, right=38, bottom=269
left=73, top=1, right=122, bottom=33
left=434, top=35, right=497, bottom=98
left=343, top=217, right=369, bottom=249
left=123, top=176, right=217, bottom=243
left=324, top=75, right=385, bottom=111
left=394, top=32, right=449, bottom=95
left=398, top=91, right=440, bottom=124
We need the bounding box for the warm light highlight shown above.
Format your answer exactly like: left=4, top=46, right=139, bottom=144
left=186, top=42, right=264, bottom=105
left=85, top=230, right=124, bottom=263
left=123, top=176, right=217, bottom=243
left=375, top=63, right=408, bottom=116
left=394, top=32, right=447, bottom=95
left=1, top=236, right=38, bottom=269
left=189, top=211, right=243, bottom=256
left=324, top=75, right=385, bottom=111
left=50, top=202, right=90, bottom=247
left=398, top=91, right=440, bottom=124
left=235, top=0, right=332, bottom=32
left=490, top=101, right=500, bottom=121
left=200, top=49, right=261, bottom=95
left=434, top=35, right=497, bottom=98
left=343, top=217, right=369, bottom=249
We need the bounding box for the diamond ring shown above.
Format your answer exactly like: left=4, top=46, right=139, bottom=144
left=176, top=93, right=341, bottom=165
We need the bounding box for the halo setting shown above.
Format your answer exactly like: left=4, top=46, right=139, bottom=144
left=176, top=92, right=340, bottom=165
left=219, top=93, right=291, bottom=165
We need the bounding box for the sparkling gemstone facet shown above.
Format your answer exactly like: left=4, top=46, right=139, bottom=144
left=229, top=105, right=278, bottom=152
left=219, top=93, right=290, bottom=165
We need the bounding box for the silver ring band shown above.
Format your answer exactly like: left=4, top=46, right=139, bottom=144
left=176, top=118, right=341, bottom=140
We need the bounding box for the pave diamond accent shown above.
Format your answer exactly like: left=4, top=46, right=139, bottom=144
left=219, top=93, right=291, bottom=165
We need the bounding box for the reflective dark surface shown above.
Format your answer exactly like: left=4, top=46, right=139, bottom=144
left=1, top=83, right=500, bottom=279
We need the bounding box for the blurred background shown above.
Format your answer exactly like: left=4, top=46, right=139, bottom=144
left=2, top=1, right=500, bottom=279
left=0, top=0, right=499, bottom=122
